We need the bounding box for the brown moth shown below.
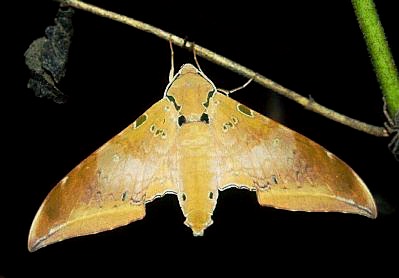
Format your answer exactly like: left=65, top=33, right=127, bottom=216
left=28, top=63, right=377, bottom=252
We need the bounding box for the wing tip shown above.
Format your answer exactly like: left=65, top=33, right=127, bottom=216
left=27, top=204, right=147, bottom=251
left=27, top=222, right=64, bottom=252
left=28, top=236, right=46, bottom=252
left=358, top=199, right=378, bottom=219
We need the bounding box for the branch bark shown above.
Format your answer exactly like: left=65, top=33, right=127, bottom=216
left=56, top=0, right=389, bottom=137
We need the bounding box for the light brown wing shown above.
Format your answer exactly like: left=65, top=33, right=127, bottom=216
left=207, top=92, right=377, bottom=218
left=28, top=98, right=180, bottom=252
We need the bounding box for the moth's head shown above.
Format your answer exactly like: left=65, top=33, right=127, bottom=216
left=165, top=64, right=216, bottom=123
left=179, top=63, right=199, bottom=75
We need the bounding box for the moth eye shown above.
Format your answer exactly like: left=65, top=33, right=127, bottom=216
left=182, top=193, right=187, bottom=201
left=178, top=115, right=186, bottom=126
left=208, top=192, right=214, bottom=199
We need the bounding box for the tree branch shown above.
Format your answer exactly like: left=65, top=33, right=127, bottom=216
left=56, top=0, right=389, bottom=137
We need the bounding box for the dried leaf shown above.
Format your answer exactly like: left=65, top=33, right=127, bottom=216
left=25, top=7, right=74, bottom=103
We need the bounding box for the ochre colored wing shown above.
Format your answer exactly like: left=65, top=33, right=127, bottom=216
left=28, top=98, right=179, bottom=252
left=207, top=92, right=377, bottom=218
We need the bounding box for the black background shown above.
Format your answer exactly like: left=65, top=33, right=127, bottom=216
left=2, top=0, right=398, bottom=276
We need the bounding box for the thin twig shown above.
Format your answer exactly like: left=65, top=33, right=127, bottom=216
left=56, top=0, right=389, bottom=137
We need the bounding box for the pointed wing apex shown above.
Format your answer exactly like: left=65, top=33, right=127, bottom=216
left=207, top=92, right=377, bottom=219
left=28, top=179, right=145, bottom=252
left=28, top=98, right=179, bottom=251
left=256, top=150, right=377, bottom=219
left=27, top=149, right=148, bottom=252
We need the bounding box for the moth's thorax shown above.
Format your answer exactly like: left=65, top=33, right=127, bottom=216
left=166, top=64, right=215, bottom=122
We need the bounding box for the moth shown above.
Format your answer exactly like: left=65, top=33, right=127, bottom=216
left=28, top=63, right=377, bottom=252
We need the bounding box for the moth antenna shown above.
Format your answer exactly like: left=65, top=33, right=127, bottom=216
left=169, top=39, right=175, bottom=82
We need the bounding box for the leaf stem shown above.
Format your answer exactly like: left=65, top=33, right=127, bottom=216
left=352, top=0, right=399, bottom=118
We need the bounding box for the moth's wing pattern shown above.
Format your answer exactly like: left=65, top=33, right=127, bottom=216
left=207, top=92, right=377, bottom=218
left=28, top=98, right=180, bottom=251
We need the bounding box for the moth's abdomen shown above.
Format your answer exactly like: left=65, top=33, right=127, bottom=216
left=177, top=122, right=218, bottom=235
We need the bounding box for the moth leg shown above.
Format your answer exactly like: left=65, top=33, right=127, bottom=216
left=388, top=130, right=399, bottom=160
left=191, top=38, right=255, bottom=96
left=383, top=97, right=395, bottom=127
left=217, top=74, right=257, bottom=96
left=383, top=97, right=399, bottom=160
left=169, top=39, right=175, bottom=82
left=192, top=43, right=204, bottom=73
